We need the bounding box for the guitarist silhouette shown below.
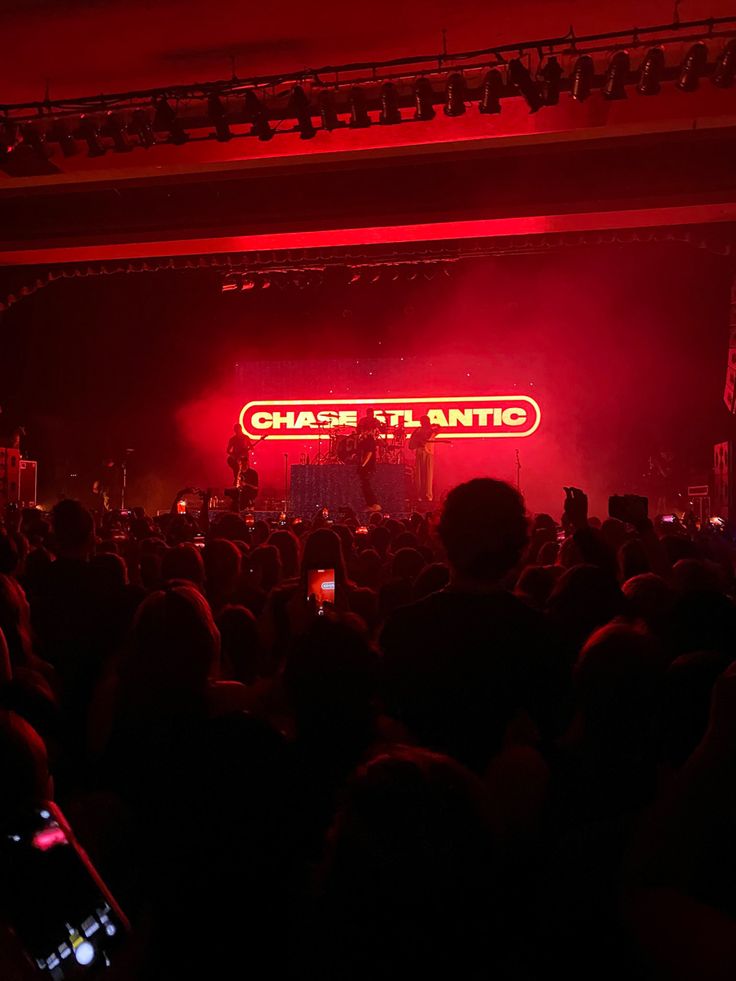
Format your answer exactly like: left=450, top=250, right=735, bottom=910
left=226, top=424, right=269, bottom=487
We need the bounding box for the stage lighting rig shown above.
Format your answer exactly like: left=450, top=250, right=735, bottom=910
left=479, top=69, right=504, bottom=114
left=244, top=90, right=273, bottom=141
left=508, top=58, right=543, bottom=112
left=348, top=87, right=371, bottom=128
left=636, top=47, right=665, bottom=95
left=570, top=54, right=594, bottom=101
left=712, top=38, right=736, bottom=88
left=444, top=73, right=466, bottom=116
left=207, top=94, right=231, bottom=141
left=129, top=109, right=156, bottom=147
left=153, top=97, right=189, bottom=144
left=414, top=78, right=436, bottom=120
left=379, top=83, right=402, bottom=124
left=677, top=42, right=708, bottom=91
left=602, top=51, right=630, bottom=99
left=3, top=15, right=736, bottom=165
left=289, top=86, right=316, bottom=139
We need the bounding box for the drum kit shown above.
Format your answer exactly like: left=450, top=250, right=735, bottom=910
left=316, top=422, right=406, bottom=465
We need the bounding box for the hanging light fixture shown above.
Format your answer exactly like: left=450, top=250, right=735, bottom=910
left=129, top=109, right=155, bottom=148
left=78, top=115, right=106, bottom=156
left=318, top=91, right=343, bottom=131
left=289, top=86, right=316, bottom=139
left=153, top=97, right=189, bottom=144
left=479, top=69, right=504, bottom=114
left=636, top=47, right=665, bottom=95
left=444, top=73, right=466, bottom=116
left=677, top=42, right=708, bottom=91
left=207, top=93, right=231, bottom=141
left=712, top=38, right=736, bottom=88
left=539, top=56, right=563, bottom=105
left=570, top=55, right=595, bottom=101
left=379, top=83, right=402, bottom=124
left=243, top=90, right=273, bottom=141
left=413, top=78, right=435, bottom=121
left=602, top=51, right=630, bottom=99
left=104, top=112, right=132, bottom=151
left=348, top=87, right=371, bottom=128
left=508, top=57, right=543, bottom=112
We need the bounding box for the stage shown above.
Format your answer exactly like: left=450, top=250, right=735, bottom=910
left=289, top=463, right=411, bottom=516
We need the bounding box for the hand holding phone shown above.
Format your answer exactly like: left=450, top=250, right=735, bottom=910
left=0, top=803, right=129, bottom=978
left=306, top=568, right=335, bottom=615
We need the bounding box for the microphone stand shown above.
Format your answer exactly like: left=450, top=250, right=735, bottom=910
left=283, top=453, right=289, bottom=515
left=515, top=450, right=521, bottom=492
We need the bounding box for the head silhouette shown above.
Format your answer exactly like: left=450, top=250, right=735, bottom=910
left=438, top=478, right=528, bottom=583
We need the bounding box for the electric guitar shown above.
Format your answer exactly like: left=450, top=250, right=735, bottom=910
left=227, top=432, right=270, bottom=471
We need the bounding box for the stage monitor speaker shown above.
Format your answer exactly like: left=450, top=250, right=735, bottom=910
left=0, top=447, right=20, bottom=506
left=713, top=440, right=731, bottom=520
left=19, top=460, right=37, bottom=507
left=724, top=285, right=736, bottom=412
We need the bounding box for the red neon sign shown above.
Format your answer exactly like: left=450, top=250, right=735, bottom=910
left=239, top=396, right=541, bottom=440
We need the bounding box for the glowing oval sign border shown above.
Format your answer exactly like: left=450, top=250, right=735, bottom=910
left=239, top=396, right=541, bottom=440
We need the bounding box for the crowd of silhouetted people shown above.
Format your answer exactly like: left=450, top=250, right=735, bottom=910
left=1, top=478, right=735, bottom=979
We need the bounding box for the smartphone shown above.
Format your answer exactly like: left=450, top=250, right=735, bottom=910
left=609, top=494, right=648, bottom=525
left=321, top=508, right=329, bottom=520
left=0, top=803, right=129, bottom=977
left=660, top=514, right=677, bottom=524
left=193, top=535, right=205, bottom=549
left=556, top=528, right=566, bottom=543
left=278, top=512, right=287, bottom=527
left=356, top=526, right=369, bottom=536
left=245, top=512, right=255, bottom=529
left=307, top=567, right=335, bottom=615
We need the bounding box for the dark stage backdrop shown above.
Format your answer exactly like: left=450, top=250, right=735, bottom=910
left=0, top=242, right=731, bottom=517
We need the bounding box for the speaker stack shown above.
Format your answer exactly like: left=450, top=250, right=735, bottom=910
left=713, top=440, right=731, bottom=521
left=0, top=447, right=20, bottom=507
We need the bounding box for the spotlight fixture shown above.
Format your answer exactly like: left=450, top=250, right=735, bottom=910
left=637, top=46, right=665, bottom=95
left=318, top=91, right=343, bottom=131
left=712, top=38, right=736, bottom=88
left=19, top=125, right=48, bottom=158
left=677, top=42, right=708, bottom=91
left=413, top=77, right=435, bottom=120
left=153, top=97, right=189, bottom=144
left=379, top=83, right=402, bottom=124
left=348, top=87, right=371, bottom=128
left=479, top=69, right=504, bottom=114
left=444, top=73, right=466, bottom=116
left=508, top=58, right=543, bottom=112
left=289, top=86, right=316, bottom=139
left=207, top=94, right=231, bottom=141
left=243, top=90, right=273, bottom=141
left=241, top=276, right=256, bottom=290
left=539, top=56, right=563, bottom=105
left=78, top=115, right=106, bottom=156
left=52, top=121, right=78, bottom=157
left=570, top=54, right=595, bottom=101
left=129, top=109, right=155, bottom=148
left=104, top=112, right=132, bottom=152
left=602, top=51, right=630, bottom=99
